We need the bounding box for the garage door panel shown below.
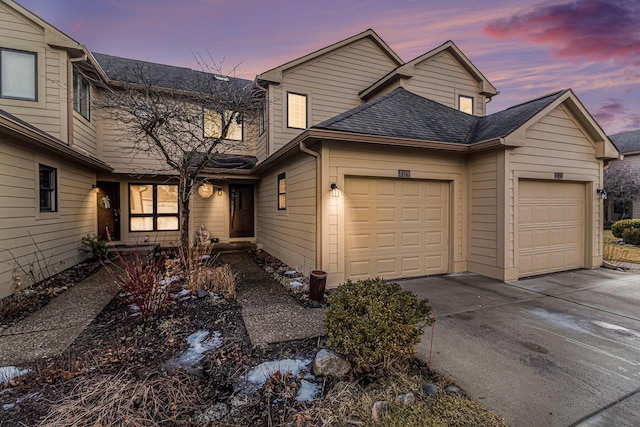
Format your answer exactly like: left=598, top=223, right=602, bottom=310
left=345, top=177, right=449, bottom=280
left=518, top=180, right=585, bottom=277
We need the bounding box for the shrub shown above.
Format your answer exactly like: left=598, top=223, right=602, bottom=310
left=611, top=219, right=640, bottom=238
left=325, top=278, right=434, bottom=371
left=622, top=228, right=640, bottom=246
left=81, top=233, right=108, bottom=259
left=102, top=246, right=169, bottom=320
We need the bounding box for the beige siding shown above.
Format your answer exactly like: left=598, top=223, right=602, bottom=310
left=467, top=151, right=500, bottom=276
left=257, top=155, right=316, bottom=274
left=269, top=38, right=398, bottom=152
left=504, top=104, right=601, bottom=280
left=404, top=51, right=486, bottom=116
left=0, top=4, right=71, bottom=140
left=326, top=142, right=466, bottom=286
left=0, top=138, right=96, bottom=298
left=191, top=183, right=228, bottom=243
left=71, top=83, right=99, bottom=157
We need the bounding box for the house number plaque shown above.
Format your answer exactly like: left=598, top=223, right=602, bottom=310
left=398, top=170, right=411, bottom=178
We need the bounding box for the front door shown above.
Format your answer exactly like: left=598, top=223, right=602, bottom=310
left=229, top=184, right=254, bottom=238
left=96, top=181, right=120, bottom=241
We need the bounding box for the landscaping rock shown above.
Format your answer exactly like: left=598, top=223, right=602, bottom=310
left=312, top=349, right=351, bottom=377
left=372, top=400, right=389, bottom=422
left=395, top=392, right=415, bottom=406
left=196, top=402, right=229, bottom=423
left=196, top=289, right=209, bottom=298
left=423, top=382, right=439, bottom=396
left=445, top=385, right=462, bottom=396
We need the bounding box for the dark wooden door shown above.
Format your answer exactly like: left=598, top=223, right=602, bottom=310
left=229, top=184, right=254, bottom=238
left=96, top=181, right=120, bottom=240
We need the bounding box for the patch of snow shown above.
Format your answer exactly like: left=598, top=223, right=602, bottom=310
left=289, top=281, right=304, bottom=289
left=591, top=321, right=640, bottom=338
left=296, top=379, right=320, bottom=402
left=0, top=366, right=30, bottom=384
left=283, top=270, right=297, bottom=276
left=164, top=330, right=222, bottom=372
left=246, top=359, right=311, bottom=385
left=129, top=304, right=140, bottom=312
left=2, top=403, right=14, bottom=411
left=158, top=275, right=181, bottom=285
left=171, top=289, right=192, bottom=300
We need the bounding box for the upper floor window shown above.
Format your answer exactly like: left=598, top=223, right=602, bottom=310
left=204, top=109, right=243, bottom=141
left=129, top=184, right=179, bottom=231
left=259, top=100, right=266, bottom=135
left=73, top=69, right=90, bottom=120
left=1, top=48, right=37, bottom=101
left=287, top=92, right=307, bottom=129
left=39, top=164, right=57, bottom=212
left=458, top=95, right=474, bottom=115
left=277, top=173, right=286, bottom=210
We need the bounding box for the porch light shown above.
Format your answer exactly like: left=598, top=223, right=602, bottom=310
left=198, top=183, right=214, bottom=199
left=596, top=188, right=607, bottom=200
left=330, top=183, right=339, bottom=197
left=216, top=186, right=223, bottom=196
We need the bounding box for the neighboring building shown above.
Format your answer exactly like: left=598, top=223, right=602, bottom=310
left=0, top=0, right=619, bottom=297
left=605, top=130, right=640, bottom=221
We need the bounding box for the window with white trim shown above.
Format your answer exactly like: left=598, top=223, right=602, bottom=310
left=129, top=184, right=179, bottom=231
left=204, top=109, right=243, bottom=140
left=1, top=48, right=37, bottom=101
left=39, top=164, right=57, bottom=212
left=287, top=92, right=307, bottom=129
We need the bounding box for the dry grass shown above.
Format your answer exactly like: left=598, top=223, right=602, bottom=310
left=299, top=368, right=507, bottom=427
left=603, top=230, right=640, bottom=264
left=37, top=372, right=203, bottom=427
left=178, top=246, right=235, bottom=297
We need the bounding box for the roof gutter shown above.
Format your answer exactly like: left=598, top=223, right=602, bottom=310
left=299, top=141, right=322, bottom=271
left=0, top=114, right=113, bottom=172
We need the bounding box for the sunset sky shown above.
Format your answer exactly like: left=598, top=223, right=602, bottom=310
left=16, top=0, right=639, bottom=134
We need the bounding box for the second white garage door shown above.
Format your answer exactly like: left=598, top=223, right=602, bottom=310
left=518, top=180, right=586, bottom=277
left=344, top=177, right=450, bottom=280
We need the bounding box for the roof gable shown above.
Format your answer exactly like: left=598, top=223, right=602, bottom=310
left=360, top=40, right=498, bottom=100
left=609, top=130, right=640, bottom=154
left=257, top=29, right=403, bottom=84
left=1, top=0, right=83, bottom=49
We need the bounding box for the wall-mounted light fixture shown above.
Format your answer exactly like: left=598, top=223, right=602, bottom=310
left=216, top=186, right=223, bottom=196
left=92, top=184, right=98, bottom=189
left=596, top=188, right=607, bottom=200
left=330, top=182, right=339, bottom=197
left=197, top=183, right=214, bottom=199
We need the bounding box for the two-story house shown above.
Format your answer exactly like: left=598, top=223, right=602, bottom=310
left=0, top=0, right=619, bottom=298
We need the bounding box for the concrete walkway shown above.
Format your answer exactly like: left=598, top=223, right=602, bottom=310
left=0, top=251, right=325, bottom=366
left=0, top=267, right=119, bottom=366
left=218, top=251, right=326, bottom=345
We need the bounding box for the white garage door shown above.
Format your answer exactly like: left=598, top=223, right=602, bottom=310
left=345, top=177, right=449, bottom=280
left=518, top=180, right=585, bottom=277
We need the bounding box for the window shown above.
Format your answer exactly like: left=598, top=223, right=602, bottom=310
left=259, top=100, right=266, bottom=135
left=458, top=95, right=473, bottom=115
left=277, top=173, right=286, bottom=210
left=129, top=184, right=179, bottom=231
left=73, top=69, right=90, bottom=120
left=39, top=164, right=57, bottom=212
left=287, top=92, right=307, bottom=129
left=1, top=48, right=37, bottom=101
left=204, top=109, right=242, bottom=140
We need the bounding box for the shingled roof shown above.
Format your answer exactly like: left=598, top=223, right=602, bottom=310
left=92, top=52, right=252, bottom=92
left=314, top=88, right=567, bottom=145
left=609, top=130, right=640, bottom=154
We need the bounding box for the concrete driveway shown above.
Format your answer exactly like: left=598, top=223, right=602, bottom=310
left=399, top=268, right=640, bottom=427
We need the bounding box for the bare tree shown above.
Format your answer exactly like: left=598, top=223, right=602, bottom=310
left=604, top=160, right=640, bottom=219
left=96, top=57, right=260, bottom=252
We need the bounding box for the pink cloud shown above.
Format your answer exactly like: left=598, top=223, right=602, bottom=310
left=594, top=98, right=640, bottom=132
left=484, top=0, right=640, bottom=65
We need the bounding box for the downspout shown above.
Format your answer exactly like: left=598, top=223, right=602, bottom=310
left=299, top=141, right=322, bottom=270
left=67, top=54, right=87, bottom=146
